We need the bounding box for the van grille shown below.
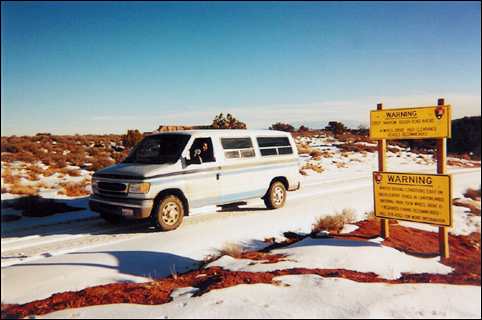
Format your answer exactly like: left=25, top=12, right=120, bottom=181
left=98, top=182, right=127, bottom=192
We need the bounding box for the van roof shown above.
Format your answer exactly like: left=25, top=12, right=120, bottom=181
left=150, top=129, right=292, bottom=138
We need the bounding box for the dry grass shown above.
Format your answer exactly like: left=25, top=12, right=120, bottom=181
left=335, top=161, right=348, bottom=168
left=366, top=211, right=377, bottom=221
left=301, top=162, right=324, bottom=173
left=296, top=143, right=314, bottom=155
left=59, top=167, right=82, bottom=177
left=312, top=209, right=356, bottom=235
left=6, top=183, right=38, bottom=196
left=59, top=179, right=90, bottom=197
left=216, top=242, right=244, bottom=259
left=320, top=150, right=334, bottom=158
left=1, top=166, right=16, bottom=184
left=309, top=150, right=322, bottom=160
left=43, top=167, right=58, bottom=177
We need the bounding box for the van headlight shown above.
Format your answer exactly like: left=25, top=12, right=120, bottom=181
left=128, top=182, right=151, bottom=194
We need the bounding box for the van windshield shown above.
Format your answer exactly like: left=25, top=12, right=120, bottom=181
left=123, top=134, right=191, bottom=164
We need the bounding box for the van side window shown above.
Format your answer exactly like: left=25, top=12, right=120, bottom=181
left=221, top=138, right=255, bottom=159
left=257, top=137, right=293, bottom=156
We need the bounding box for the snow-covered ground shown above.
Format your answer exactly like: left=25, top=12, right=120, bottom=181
left=208, top=236, right=453, bottom=280
left=1, top=134, right=480, bottom=318
left=39, top=275, right=480, bottom=319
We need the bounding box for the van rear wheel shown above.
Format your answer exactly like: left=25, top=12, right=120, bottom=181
left=151, top=195, right=184, bottom=231
left=264, top=181, right=287, bottom=209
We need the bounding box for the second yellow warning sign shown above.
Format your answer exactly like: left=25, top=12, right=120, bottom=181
left=373, top=172, right=452, bottom=227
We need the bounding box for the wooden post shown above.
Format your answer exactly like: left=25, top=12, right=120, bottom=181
left=437, top=98, right=450, bottom=260
left=377, top=103, right=390, bottom=238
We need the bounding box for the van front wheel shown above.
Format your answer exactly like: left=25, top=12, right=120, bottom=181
left=151, top=195, right=184, bottom=231
left=264, top=181, right=287, bottom=209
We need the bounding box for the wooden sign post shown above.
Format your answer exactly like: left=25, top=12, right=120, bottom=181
left=377, top=103, right=390, bottom=238
left=370, top=98, right=452, bottom=260
left=436, top=98, right=449, bottom=259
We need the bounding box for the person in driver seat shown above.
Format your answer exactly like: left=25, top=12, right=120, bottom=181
left=198, top=142, right=215, bottom=163
left=191, top=141, right=215, bottom=164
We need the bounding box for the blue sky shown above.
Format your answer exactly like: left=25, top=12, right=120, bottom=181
left=1, top=1, right=480, bottom=135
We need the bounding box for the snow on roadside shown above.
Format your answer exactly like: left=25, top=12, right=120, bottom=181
left=38, top=275, right=481, bottom=319
left=207, top=237, right=453, bottom=280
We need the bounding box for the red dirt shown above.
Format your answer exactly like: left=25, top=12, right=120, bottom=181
left=2, top=222, right=480, bottom=319
left=464, top=188, right=481, bottom=201
left=239, top=251, right=288, bottom=264
left=447, top=158, right=481, bottom=168
left=336, top=219, right=481, bottom=281
left=453, top=198, right=481, bottom=215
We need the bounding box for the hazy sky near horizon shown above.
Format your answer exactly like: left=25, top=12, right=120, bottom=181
left=1, top=1, right=481, bottom=135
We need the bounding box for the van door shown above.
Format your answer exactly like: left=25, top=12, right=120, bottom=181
left=183, top=137, right=222, bottom=209
left=219, top=136, right=266, bottom=204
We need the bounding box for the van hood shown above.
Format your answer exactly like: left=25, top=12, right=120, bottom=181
left=93, top=162, right=179, bottom=180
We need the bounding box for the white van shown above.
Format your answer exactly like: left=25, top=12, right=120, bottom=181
left=89, top=130, right=301, bottom=231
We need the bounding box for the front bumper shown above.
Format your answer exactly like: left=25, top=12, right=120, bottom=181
left=89, top=194, right=154, bottom=219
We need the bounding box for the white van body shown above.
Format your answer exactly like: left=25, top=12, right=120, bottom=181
left=89, top=130, right=301, bottom=227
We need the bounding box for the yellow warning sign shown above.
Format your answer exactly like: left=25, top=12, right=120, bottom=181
left=370, top=105, right=451, bottom=140
left=373, top=172, right=452, bottom=227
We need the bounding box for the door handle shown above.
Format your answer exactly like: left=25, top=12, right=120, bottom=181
left=216, top=173, right=220, bottom=180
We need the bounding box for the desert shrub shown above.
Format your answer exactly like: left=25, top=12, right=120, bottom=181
left=1, top=166, right=16, bottom=184
left=464, top=187, right=481, bottom=201
left=335, top=161, right=348, bottom=168
left=211, top=113, right=247, bottom=129
left=1, top=142, right=18, bottom=153
left=53, top=159, right=67, bottom=169
left=6, top=183, right=38, bottom=196
left=309, top=150, right=322, bottom=160
left=216, top=242, right=243, bottom=258
left=42, top=167, right=58, bottom=177
left=312, top=209, right=356, bottom=234
left=59, top=167, right=81, bottom=177
left=89, top=158, right=115, bottom=171
left=65, top=152, right=88, bottom=167
left=296, top=144, right=313, bottom=154
left=111, top=150, right=129, bottom=163
left=269, top=122, right=294, bottom=132
left=324, top=121, right=348, bottom=135
left=301, top=162, right=324, bottom=173
left=27, top=171, right=40, bottom=181
left=13, top=151, right=35, bottom=163
left=298, top=125, right=310, bottom=132
left=28, top=164, right=45, bottom=174
left=59, top=179, right=90, bottom=197
left=122, top=129, right=143, bottom=148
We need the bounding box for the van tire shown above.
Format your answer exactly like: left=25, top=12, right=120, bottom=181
left=100, top=212, right=122, bottom=224
left=151, top=195, right=184, bottom=231
left=264, top=181, right=287, bottom=209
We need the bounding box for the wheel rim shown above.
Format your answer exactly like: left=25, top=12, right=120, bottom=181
left=273, top=186, right=284, bottom=205
left=161, top=202, right=180, bottom=226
